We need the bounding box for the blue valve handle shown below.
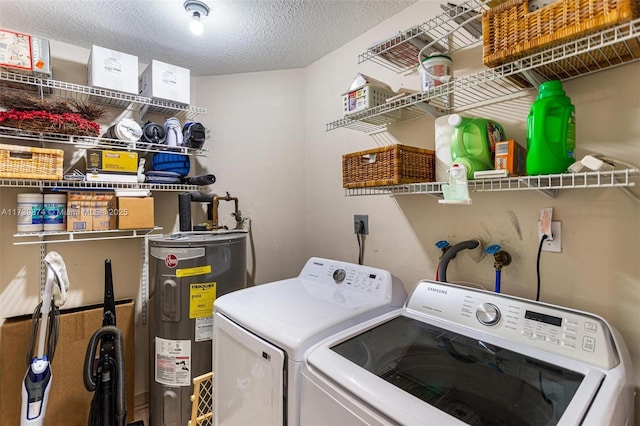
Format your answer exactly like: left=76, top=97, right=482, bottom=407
left=435, top=240, right=450, bottom=249
left=485, top=244, right=501, bottom=255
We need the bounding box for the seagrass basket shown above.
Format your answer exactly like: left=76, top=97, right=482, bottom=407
left=0, top=143, right=64, bottom=180
left=482, top=0, right=640, bottom=67
left=342, top=144, right=435, bottom=188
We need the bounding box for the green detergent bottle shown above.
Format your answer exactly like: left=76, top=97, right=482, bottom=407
left=526, top=80, right=576, bottom=175
left=449, top=114, right=506, bottom=179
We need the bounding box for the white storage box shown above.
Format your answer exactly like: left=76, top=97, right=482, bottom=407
left=87, top=45, right=139, bottom=94
left=342, top=83, right=396, bottom=115
left=139, top=60, right=190, bottom=104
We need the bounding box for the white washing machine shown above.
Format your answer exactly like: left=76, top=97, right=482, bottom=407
left=301, top=280, right=634, bottom=425
left=212, top=257, right=407, bottom=425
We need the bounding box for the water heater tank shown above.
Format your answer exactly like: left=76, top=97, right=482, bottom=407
left=148, top=233, right=247, bottom=426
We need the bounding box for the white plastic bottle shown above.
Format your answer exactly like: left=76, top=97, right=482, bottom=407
left=434, top=114, right=454, bottom=182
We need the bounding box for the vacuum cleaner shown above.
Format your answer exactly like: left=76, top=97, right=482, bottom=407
left=21, top=251, right=70, bottom=426
left=83, top=259, right=131, bottom=426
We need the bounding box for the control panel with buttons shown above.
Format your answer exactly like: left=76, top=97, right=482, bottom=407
left=300, top=258, right=392, bottom=299
left=406, top=280, right=619, bottom=370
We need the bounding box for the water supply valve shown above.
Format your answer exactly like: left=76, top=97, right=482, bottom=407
left=435, top=240, right=450, bottom=259
left=485, top=244, right=512, bottom=271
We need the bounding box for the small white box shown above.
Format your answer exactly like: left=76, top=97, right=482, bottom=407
left=139, top=60, right=190, bottom=104
left=88, top=45, right=138, bottom=94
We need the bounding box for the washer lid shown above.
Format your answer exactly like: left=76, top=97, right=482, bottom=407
left=306, top=311, right=606, bottom=426
left=214, top=277, right=396, bottom=361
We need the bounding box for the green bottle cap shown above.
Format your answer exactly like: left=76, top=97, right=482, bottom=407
left=538, top=80, right=564, bottom=99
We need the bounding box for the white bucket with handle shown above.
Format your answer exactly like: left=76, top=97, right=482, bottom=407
left=419, top=53, right=452, bottom=91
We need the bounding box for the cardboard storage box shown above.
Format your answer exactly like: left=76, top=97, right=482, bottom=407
left=87, top=149, right=139, bottom=174
left=88, top=45, right=138, bottom=94
left=117, top=197, right=154, bottom=229
left=0, top=29, right=32, bottom=71
left=495, top=139, right=527, bottom=176
left=0, top=300, right=135, bottom=426
left=0, top=29, right=52, bottom=76
left=139, top=59, right=190, bottom=104
left=66, top=191, right=117, bottom=231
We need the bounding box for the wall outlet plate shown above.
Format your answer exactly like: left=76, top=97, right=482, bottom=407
left=538, top=220, right=562, bottom=253
left=354, top=214, right=369, bottom=235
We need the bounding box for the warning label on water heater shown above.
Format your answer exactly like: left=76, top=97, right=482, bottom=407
left=155, top=337, right=191, bottom=386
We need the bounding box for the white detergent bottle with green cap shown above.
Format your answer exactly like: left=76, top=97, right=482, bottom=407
left=449, top=114, right=506, bottom=179
left=526, top=80, right=576, bottom=175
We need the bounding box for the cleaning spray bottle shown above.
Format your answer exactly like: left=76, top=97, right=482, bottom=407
left=449, top=114, right=506, bottom=179
left=526, top=80, right=576, bottom=175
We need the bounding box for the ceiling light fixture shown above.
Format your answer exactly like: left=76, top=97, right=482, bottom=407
left=184, top=0, right=210, bottom=35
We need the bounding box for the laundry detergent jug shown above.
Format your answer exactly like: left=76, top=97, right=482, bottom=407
left=449, top=114, right=506, bottom=179
left=526, top=80, right=576, bottom=175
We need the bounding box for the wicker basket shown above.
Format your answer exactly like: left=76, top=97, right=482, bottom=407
left=0, top=144, right=64, bottom=180
left=342, top=144, right=435, bottom=188
left=482, top=0, right=640, bottom=67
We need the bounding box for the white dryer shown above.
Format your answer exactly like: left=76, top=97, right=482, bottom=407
left=301, top=280, right=634, bottom=425
left=212, top=257, right=407, bottom=425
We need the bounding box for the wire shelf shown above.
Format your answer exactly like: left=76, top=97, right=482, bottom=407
left=0, top=70, right=207, bottom=120
left=344, top=169, right=639, bottom=197
left=13, top=227, right=163, bottom=245
left=0, top=178, right=203, bottom=191
left=329, top=18, right=640, bottom=133
left=359, top=0, right=488, bottom=73
left=0, top=126, right=207, bottom=156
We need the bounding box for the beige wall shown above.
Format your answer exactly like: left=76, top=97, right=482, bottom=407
left=0, top=0, right=638, bottom=419
left=301, top=0, right=640, bottom=422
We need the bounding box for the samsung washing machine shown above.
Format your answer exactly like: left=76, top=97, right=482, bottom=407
left=212, top=257, right=407, bottom=425
left=300, top=280, right=634, bottom=425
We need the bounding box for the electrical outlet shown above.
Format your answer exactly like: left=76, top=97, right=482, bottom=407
left=538, top=220, right=562, bottom=253
left=354, top=214, right=369, bottom=235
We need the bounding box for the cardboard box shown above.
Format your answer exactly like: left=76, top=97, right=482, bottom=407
left=88, top=45, right=138, bottom=94
left=0, top=29, right=51, bottom=77
left=66, top=191, right=117, bottom=231
left=30, top=36, right=51, bottom=77
left=86, top=172, right=139, bottom=183
left=117, top=197, right=154, bottom=230
left=0, top=29, right=32, bottom=71
left=0, top=300, right=136, bottom=426
left=495, top=139, right=527, bottom=176
left=87, top=150, right=139, bottom=174
left=66, top=200, right=92, bottom=231
left=139, top=59, right=190, bottom=104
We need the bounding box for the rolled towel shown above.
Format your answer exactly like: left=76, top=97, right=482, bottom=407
left=44, top=251, right=70, bottom=307
left=184, top=174, right=216, bottom=186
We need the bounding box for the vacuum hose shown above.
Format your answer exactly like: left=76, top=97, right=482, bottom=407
left=83, top=326, right=126, bottom=426
left=437, top=239, right=480, bottom=283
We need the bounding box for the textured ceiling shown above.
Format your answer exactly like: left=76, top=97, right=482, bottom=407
left=0, top=0, right=418, bottom=76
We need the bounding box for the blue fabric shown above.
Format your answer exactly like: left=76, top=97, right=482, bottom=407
left=151, top=153, right=190, bottom=176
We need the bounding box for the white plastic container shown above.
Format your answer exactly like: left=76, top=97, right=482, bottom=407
left=43, top=193, right=67, bottom=231
left=435, top=114, right=454, bottom=182
left=419, top=53, right=452, bottom=91
left=105, top=119, right=142, bottom=143
left=17, top=193, right=44, bottom=232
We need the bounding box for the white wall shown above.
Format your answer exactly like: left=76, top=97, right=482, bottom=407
left=192, top=70, right=308, bottom=285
